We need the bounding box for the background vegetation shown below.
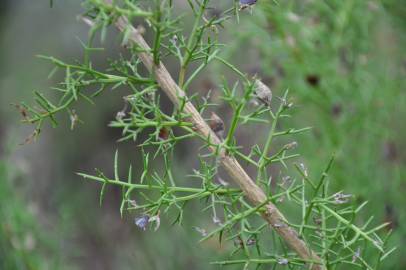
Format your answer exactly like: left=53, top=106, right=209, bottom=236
left=0, top=0, right=405, bottom=269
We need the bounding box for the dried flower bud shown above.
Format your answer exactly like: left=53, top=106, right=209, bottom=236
left=333, top=192, right=352, bottom=204
left=281, top=97, right=293, bottom=110
left=212, top=216, right=223, bottom=226
left=70, top=110, right=79, bottom=130
left=124, top=95, right=136, bottom=102
left=209, top=112, right=225, bottom=138
left=20, top=128, right=40, bottom=145
left=352, top=247, right=361, bottom=263
left=134, top=215, right=150, bottom=231
left=284, top=141, right=298, bottom=150
left=246, top=238, right=256, bottom=246
left=13, top=103, right=28, bottom=120
left=116, top=110, right=126, bottom=120
left=158, top=127, right=170, bottom=141
left=193, top=226, right=207, bottom=237
left=299, top=163, right=308, bottom=177
left=148, top=211, right=161, bottom=231
left=234, top=236, right=244, bottom=248
left=128, top=200, right=138, bottom=207
left=254, top=79, right=272, bottom=107
left=116, top=99, right=128, bottom=120
left=216, top=177, right=229, bottom=187
left=277, top=258, right=289, bottom=265
left=280, top=176, right=292, bottom=187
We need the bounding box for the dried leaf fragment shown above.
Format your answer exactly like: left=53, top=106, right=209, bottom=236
left=209, top=112, right=225, bottom=138
left=254, top=79, right=272, bottom=107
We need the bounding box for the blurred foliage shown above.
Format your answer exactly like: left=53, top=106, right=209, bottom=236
left=222, top=1, right=406, bottom=268
left=0, top=159, right=60, bottom=270
left=0, top=0, right=405, bottom=269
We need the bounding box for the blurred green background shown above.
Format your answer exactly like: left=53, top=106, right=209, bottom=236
left=0, top=0, right=405, bottom=269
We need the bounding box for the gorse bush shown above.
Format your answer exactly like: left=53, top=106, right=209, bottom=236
left=18, top=0, right=396, bottom=269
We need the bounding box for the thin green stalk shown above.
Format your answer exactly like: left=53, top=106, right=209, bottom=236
left=77, top=172, right=240, bottom=195
left=178, top=0, right=209, bottom=88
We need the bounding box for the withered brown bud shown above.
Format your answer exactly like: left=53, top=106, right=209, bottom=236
left=284, top=141, right=298, bottom=150
left=20, top=128, right=40, bottom=145
left=13, top=103, right=28, bottom=120
left=158, top=127, right=170, bottom=141
left=254, top=79, right=272, bottom=107
left=209, top=112, right=225, bottom=138
left=70, top=110, right=79, bottom=130
left=233, top=236, right=244, bottom=248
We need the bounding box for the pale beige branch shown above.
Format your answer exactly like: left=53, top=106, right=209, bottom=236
left=97, top=1, right=325, bottom=269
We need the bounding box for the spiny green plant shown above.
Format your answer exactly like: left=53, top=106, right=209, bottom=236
left=18, top=1, right=395, bottom=269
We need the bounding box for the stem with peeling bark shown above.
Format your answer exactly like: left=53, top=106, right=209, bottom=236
left=99, top=1, right=324, bottom=268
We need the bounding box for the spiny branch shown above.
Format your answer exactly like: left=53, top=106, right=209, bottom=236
left=97, top=1, right=324, bottom=269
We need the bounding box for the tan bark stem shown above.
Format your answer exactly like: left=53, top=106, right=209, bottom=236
left=100, top=2, right=324, bottom=268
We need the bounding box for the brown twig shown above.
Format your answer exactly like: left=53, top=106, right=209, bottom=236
left=95, top=1, right=325, bottom=269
